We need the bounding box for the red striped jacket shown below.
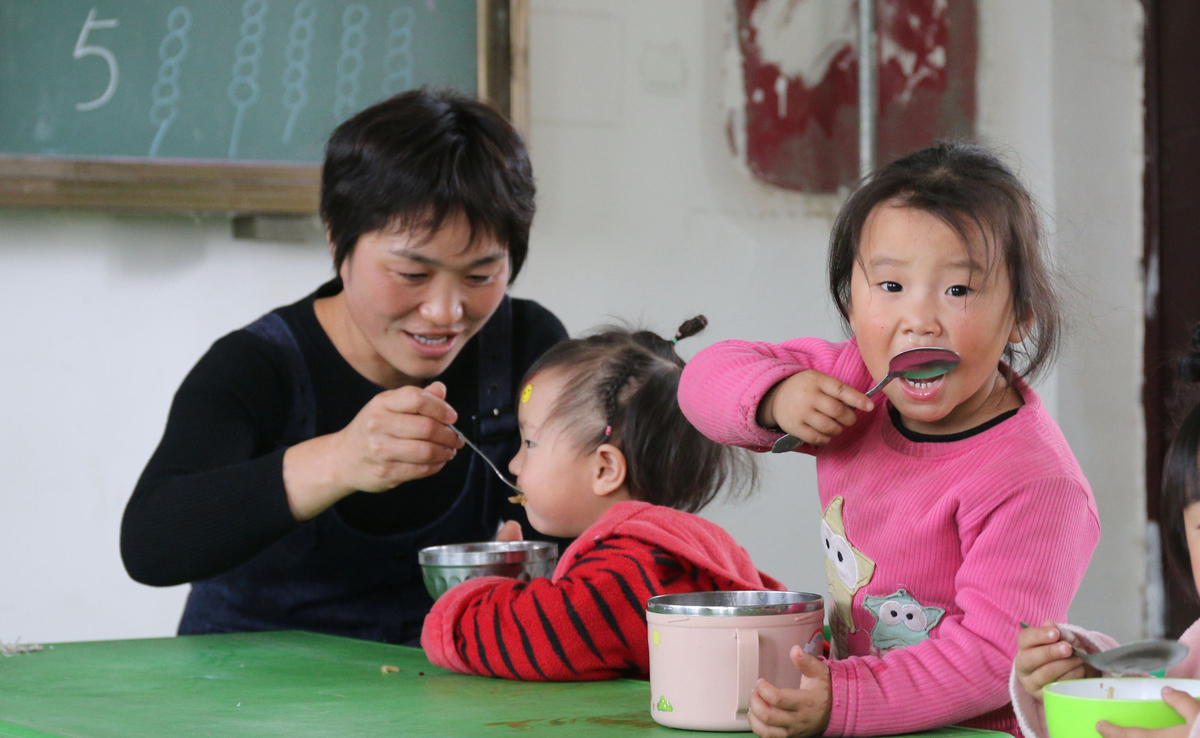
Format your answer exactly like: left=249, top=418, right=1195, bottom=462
left=421, top=501, right=785, bottom=680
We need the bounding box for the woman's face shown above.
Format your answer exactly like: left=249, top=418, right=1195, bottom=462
left=338, top=213, right=510, bottom=387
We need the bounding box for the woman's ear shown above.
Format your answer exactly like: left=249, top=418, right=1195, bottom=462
left=590, top=443, right=627, bottom=497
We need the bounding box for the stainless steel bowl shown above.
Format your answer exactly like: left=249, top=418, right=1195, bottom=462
left=646, top=590, right=824, bottom=617
left=418, top=541, right=558, bottom=600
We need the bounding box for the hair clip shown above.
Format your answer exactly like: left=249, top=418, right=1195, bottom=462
left=604, top=425, right=612, bottom=437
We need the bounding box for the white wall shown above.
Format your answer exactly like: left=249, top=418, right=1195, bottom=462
left=1044, top=0, right=1147, bottom=641
left=0, top=0, right=1146, bottom=644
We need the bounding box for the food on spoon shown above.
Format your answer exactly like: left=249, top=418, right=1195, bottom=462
left=508, top=493, right=527, bottom=506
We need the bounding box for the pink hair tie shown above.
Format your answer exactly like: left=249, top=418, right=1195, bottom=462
left=605, top=425, right=612, bottom=437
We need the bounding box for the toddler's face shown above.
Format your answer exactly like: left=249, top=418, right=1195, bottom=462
left=848, top=202, right=1023, bottom=434
left=509, top=371, right=613, bottom=538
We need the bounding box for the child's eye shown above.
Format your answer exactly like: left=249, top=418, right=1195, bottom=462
left=394, top=271, right=429, bottom=282
left=947, top=285, right=971, bottom=297
left=881, top=281, right=902, bottom=293
left=523, top=439, right=535, bottom=449
left=466, top=274, right=495, bottom=286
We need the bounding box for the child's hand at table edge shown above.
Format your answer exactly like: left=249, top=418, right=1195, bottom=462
left=748, top=645, right=832, bottom=738
left=1097, top=687, right=1200, bottom=738
left=1015, top=619, right=1097, bottom=701
left=757, top=370, right=873, bottom=447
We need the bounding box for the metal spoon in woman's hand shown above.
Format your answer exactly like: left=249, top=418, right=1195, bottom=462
left=770, top=347, right=962, bottom=453
left=450, top=424, right=523, bottom=494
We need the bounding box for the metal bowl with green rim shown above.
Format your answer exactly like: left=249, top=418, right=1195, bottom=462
left=418, top=541, right=557, bottom=600
left=646, top=590, right=824, bottom=617
left=1044, top=678, right=1200, bottom=738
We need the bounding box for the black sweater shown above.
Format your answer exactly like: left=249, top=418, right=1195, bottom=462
left=121, top=282, right=567, bottom=586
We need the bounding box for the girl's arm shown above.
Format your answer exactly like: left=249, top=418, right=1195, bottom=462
left=421, top=535, right=725, bottom=680
left=678, top=337, right=869, bottom=451
left=824, top=477, right=1100, bottom=737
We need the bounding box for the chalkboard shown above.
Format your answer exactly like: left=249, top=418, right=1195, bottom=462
left=0, top=0, right=523, bottom=213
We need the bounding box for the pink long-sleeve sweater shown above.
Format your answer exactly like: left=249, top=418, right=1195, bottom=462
left=678, top=336, right=1100, bottom=737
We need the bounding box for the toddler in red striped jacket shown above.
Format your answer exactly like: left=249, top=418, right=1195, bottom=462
left=421, top=317, right=785, bottom=680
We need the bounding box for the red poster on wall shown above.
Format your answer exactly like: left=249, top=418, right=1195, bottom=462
left=728, top=0, right=977, bottom=193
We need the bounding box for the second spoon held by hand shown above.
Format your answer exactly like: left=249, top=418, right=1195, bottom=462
left=770, top=347, right=962, bottom=454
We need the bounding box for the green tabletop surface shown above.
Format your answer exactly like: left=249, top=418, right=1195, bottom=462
left=0, top=630, right=1008, bottom=737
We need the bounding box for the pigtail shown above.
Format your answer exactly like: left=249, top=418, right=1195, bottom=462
left=602, top=350, right=644, bottom=438
left=674, top=315, right=708, bottom=343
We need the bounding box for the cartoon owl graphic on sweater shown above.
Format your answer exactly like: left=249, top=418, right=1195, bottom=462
left=863, top=589, right=945, bottom=654
left=822, top=496, right=875, bottom=657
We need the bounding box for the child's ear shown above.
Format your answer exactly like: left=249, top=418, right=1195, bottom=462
left=590, top=444, right=627, bottom=497
left=1010, top=309, right=1035, bottom=344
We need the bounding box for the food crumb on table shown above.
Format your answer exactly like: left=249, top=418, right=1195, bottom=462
left=381, top=665, right=400, bottom=674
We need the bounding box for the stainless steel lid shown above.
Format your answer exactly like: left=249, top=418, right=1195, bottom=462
left=418, top=541, right=557, bottom=566
left=646, top=591, right=823, bottom=617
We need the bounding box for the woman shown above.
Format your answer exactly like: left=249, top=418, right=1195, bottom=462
left=120, top=89, right=567, bottom=644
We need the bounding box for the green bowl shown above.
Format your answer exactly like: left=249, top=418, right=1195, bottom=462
left=1044, top=678, right=1200, bottom=738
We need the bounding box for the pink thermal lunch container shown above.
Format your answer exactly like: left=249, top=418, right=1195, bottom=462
left=646, top=590, right=824, bottom=731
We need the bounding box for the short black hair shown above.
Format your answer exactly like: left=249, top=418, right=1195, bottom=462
left=521, top=318, right=757, bottom=514
left=828, top=142, right=1062, bottom=384
left=320, top=88, right=535, bottom=281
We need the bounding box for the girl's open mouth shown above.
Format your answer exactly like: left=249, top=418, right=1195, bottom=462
left=899, top=374, right=946, bottom=400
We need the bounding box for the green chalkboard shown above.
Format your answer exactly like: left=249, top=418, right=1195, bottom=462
left=0, top=0, right=520, bottom=213
left=0, top=0, right=476, bottom=162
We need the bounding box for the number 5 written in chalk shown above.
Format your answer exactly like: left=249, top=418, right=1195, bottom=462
left=74, top=8, right=119, bottom=112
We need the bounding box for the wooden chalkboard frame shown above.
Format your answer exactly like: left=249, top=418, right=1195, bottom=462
left=0, top=0, right=527, bottom=214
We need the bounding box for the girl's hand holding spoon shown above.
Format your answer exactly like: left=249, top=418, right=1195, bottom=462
left=758, top=371, right=874, bottom=448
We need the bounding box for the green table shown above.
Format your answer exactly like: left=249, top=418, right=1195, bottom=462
left=0, top=630, right=1006, bottom=737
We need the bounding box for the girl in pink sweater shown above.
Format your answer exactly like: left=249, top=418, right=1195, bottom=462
left=677, top=143, right=1099, bottom=738
left=1013, top=341, right=1200, bottom=738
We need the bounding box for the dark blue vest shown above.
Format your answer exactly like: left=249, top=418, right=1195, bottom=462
left=178, top=297, right=519, bottom=644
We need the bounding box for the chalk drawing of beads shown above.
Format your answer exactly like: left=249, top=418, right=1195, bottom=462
left=148, top=6, right=192, bottom=157
left=333, top=5, right=369, bottom=122
left=381, top=7, right=415, bottom=97
left=281, top=1, right=316, bottom=144
left=227, top=0, right=268, bottom=159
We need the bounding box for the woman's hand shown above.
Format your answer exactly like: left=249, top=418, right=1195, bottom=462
left=757, top=370, right=873, bottom=446
left=282, top=381, right=463, bottom=521
left=1098, top=687, right=1200, bottom=738
left=1015, top=620, right=1096, bottom=701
